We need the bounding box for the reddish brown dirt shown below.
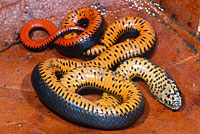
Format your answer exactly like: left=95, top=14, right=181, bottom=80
left=0, top=0, right=199, bottom=133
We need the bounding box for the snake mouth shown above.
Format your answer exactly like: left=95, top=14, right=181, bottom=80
left=170, top=90, right=184, bottom=111
left=166, top=99, right=183, bottom=111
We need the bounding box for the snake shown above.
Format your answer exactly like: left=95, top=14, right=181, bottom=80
left=31, top=15, right=183, bottom=129
left=19, top=7, right=104, bottom=53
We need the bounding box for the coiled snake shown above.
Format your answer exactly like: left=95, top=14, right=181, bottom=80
left=30, top=7, right=183, bottom=129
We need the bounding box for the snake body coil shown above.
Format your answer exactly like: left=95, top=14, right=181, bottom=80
left=32, top=65, right=145, bottom=129
left=57, top=7, right=104, bottom=55
left=20, top=7, right=104, bottom=53
left=20, top=20, right=84, bottom=51
left=83, top=16, right=155, bottom=59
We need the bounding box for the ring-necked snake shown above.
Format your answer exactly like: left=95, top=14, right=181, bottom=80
left=31, top=11, right=183, bottom=129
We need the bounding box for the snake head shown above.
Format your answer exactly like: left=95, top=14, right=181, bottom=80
left=157, top=76, right=183, bottom=111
